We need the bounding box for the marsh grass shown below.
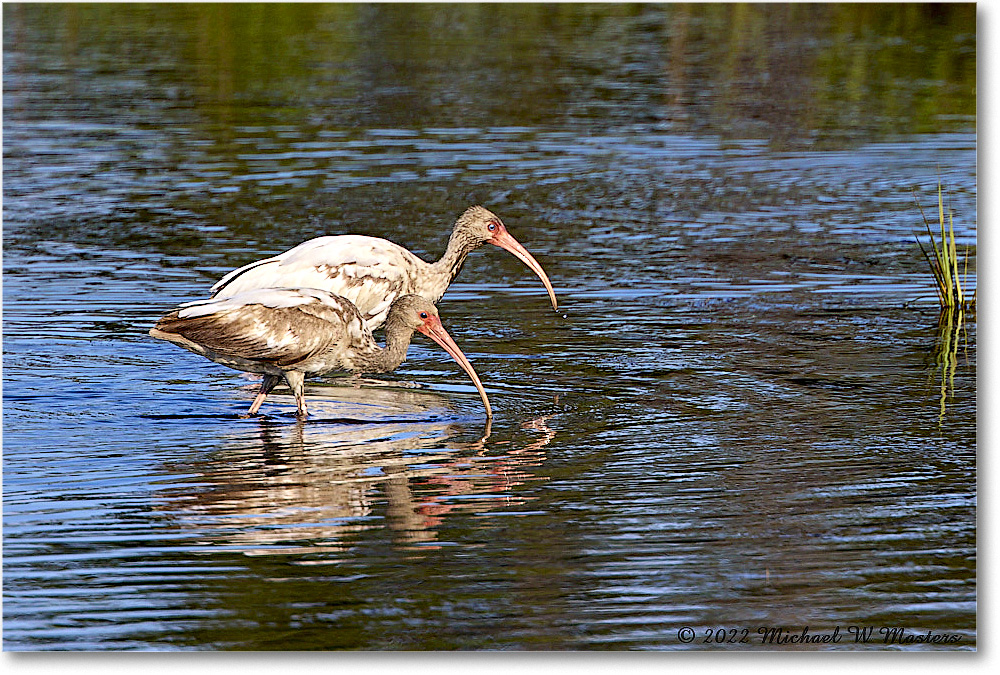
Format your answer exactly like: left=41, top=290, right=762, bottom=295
left=914, top=181, right=976, bottom=314
left=913, top=181, right=975, bottom=423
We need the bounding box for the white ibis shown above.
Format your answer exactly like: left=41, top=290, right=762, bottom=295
left=149, top=289, right=492, bottom=419
left=210, top=206, right=558, bottom=330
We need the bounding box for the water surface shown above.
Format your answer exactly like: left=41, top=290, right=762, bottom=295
left=3, top=3, right=976, bottom=651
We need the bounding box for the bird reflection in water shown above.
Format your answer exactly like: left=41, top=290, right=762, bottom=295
left=156, top=390, right=557, bottom=556
left=409, top=412, right=557, bottom=530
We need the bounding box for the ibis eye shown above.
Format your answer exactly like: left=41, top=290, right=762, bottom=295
left=420, top=312, right=429, bottom=319
left=488, top=221, right=497, bottom=232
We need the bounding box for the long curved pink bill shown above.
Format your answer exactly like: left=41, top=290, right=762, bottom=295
left=418, top=319, right=493, bottom=419
left=491, top=229, right=559, bottom=311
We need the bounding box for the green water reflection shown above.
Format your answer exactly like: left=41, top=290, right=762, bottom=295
left=5, top=2, right=974, bottom=142
left=2, top=1, right=976, bottom=652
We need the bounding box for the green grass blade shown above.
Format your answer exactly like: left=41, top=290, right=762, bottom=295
left=937, top=183, right=954, bottom=307
left=949, top=210, right=962, bottom=304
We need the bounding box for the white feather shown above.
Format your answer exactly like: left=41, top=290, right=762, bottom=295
left=209, top=235, right=438, bottom=328
left=177, top=287, right=347, bottom=319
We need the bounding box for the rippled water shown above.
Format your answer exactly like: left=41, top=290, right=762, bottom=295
left=3, top=4, right=976, bottom=650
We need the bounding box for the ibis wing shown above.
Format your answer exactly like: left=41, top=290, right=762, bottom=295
left=210, top=235, right=426, bottom=328
left=155, top=295, right=357, bottom=368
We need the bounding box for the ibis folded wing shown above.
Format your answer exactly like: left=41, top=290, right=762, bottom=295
left=210, top=235, right=427, bottom=329
left=153, top=289, right=372, bottom=370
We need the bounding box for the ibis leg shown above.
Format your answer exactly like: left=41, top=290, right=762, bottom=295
left=284, top=371, right=308, bottom=418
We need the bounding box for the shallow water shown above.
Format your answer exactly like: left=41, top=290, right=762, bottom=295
left=3, top=3, right=976, bottom=650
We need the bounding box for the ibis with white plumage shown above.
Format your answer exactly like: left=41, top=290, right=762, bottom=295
left=210, top=206, right=558, bottom=330
left=150, top=289, right=491, bottom=419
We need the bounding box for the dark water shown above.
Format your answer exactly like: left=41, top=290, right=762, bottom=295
left=3, top=3, right=976, bottom=651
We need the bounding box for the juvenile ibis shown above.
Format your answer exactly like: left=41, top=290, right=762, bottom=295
left=210, top=206, right=558, bottom=329
left=149, top=289, right=491, bottom=419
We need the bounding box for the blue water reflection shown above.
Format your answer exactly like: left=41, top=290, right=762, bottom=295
left=3, top=2, right=975, bottom=651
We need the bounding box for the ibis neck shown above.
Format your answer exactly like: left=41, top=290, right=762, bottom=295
left=429, top=227, right=479, bottom=291
left=360, top=322, right=416, bottom=373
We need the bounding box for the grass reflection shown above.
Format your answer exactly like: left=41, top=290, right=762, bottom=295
left=931, top=306, right=972, bottom=426
left=910, top=181, right=976, bottom=425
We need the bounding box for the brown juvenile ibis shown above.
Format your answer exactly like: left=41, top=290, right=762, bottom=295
left=210, top=205, right=558, bottom=330
left=149, top=289, right=491, bottom=419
